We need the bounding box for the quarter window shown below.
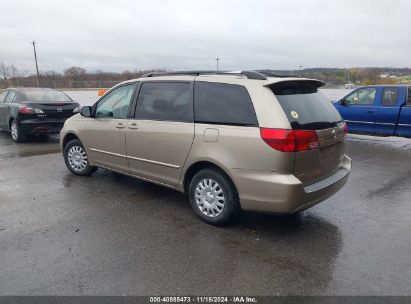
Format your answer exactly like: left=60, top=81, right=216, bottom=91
left=134, top=82, right=192, bottom=122
left=382, top=88, right=398, bottom=106
left=0, top=90, right=8, bottom=103
left=96, top=84, right=136, bottom=119
left=194, top=82, right=258, bottom=126
left=345, top=88, right=376, bottom=105
left=5, top=91, right=16, bottom=103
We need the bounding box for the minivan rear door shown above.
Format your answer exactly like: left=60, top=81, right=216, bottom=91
left=126, top=81, right=195, bottom=187
left=268, top=80, right=346, bottom=185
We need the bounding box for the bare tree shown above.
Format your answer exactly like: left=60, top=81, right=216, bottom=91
left=64, top=66, right=87, bottom=81
left=0, top=62, right=11, bottom=86
left=64, top=66, right=87, bottom=88
left=121, top=70, right=133, bottom=80
left=44, top=70, right=59, bottom=88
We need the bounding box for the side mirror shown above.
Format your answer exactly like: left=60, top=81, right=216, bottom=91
left=341, top=98, right=347, bottom=106
left=80, top=106, right=92, bottom=117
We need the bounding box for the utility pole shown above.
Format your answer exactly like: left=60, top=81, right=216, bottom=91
left=215, top=57, right=220, bottom=71
left=299, top=65, right=303, bottom=78
left=31, top=41, right=40, bottom=86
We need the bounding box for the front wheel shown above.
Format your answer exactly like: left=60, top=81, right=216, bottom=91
left=10, top=120, right=25, bottom=143
left=63, top=139, right=97, bottom=176
left=189, top=168, right=239, bottom=226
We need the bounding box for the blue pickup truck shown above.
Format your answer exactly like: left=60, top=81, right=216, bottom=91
left=333, top=85, right=411, bottom=137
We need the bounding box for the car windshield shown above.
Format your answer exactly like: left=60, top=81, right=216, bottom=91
left=21, top=90, right=72, bottom=103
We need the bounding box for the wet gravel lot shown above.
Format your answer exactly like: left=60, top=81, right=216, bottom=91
left=0, top=132, right=410, bottom=295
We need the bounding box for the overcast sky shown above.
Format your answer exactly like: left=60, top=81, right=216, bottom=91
left=1, top=0, right=410, bottom=74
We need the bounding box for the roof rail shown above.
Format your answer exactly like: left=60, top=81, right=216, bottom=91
left=255, top=70, right=300, bottom=78
left=141, top=70, right=268, bottom=80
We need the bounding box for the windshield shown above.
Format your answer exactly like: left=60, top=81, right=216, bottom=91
left=270, top=82, right=342, bottom=130
left=21, top=90, right=72, bottom=103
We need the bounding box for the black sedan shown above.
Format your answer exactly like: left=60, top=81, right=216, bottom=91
left=0, top=87, right=79, bottom=142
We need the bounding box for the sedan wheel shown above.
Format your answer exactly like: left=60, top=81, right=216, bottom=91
left=10, top=120, right=25, bottom=143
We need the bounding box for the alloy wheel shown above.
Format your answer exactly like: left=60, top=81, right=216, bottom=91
left=11, top=122, right=18, bottom=141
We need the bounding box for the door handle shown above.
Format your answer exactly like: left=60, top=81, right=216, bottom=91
left=115, top=123, right=125, bottom=129
left=128, top=123, right=139, bottom=130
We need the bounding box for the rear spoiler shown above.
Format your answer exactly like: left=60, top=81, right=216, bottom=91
left=263, top=79, right=325, bottom=88
left=264, top=79, right=325, bottom=95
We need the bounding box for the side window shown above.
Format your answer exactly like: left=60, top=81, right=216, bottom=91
left=194, top=82, right=258, bottom=126
left=96, top=84, right=136, bottom=119
left=134, top=82, right=192, bottom=122
left=345, top=88, right=376, bottom=105
left=0, top=90, right=9, bottom=103
left=382, top=88, right=398, bottom=106
left=5, top=91, right=16, bottom=103
left=407, top=87, right=411, bottom=106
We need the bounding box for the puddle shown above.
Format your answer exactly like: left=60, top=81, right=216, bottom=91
left=0, top=148, right=61, bottom=159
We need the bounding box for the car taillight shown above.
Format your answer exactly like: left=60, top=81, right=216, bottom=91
left=343, top=122, right=348, bottom=138
left=260, top=128, right=319, bottom=152
left=19, top=106, right=34, bottom=114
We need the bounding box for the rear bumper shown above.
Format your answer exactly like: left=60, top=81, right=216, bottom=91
left=19, top=119, right=65, bottom=135
left=233, top=154, right=352, bottom=213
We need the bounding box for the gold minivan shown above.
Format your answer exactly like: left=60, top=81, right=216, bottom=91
left=60, top=71, right=351, bottom=225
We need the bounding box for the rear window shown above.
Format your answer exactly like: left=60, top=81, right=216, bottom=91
left=21, top=90, right=72, bottom=103
left=194, top=82, right=258, bottom=126
left=270, top=81, right=342, bottom=130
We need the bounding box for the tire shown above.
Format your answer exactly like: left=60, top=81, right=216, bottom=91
left=63, top=139, right=97, bottom=176
left=10, top=119, right=25, bottom=143
left=189, top=168, right=239, bottom=226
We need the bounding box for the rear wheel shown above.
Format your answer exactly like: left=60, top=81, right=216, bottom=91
left=189, top=168, right=239, bottom=226
left=63, top=139, right=97, bottom=176
left=10, top=120, right=25, bottom=143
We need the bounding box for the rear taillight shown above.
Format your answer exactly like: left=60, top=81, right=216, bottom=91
left=343, top=122, right=348, bottom=138
left=260, top=128, right=319, bottom=152
left=19, top=106, right=34, bottom=114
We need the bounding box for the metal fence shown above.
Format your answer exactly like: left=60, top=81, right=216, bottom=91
left=0, top=79, right=121, bottom=89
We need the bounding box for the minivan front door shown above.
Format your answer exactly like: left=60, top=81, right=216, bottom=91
left=125, top=81, right=194, bottom=187
left=82, top=83, right=137, bottom=173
